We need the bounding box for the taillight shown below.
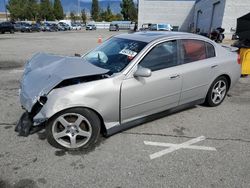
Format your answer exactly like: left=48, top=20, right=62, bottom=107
left=237, top=53, right=241, bottom=64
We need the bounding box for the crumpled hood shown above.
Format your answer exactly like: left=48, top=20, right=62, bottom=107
left=20, top=52, right=109, bottom=112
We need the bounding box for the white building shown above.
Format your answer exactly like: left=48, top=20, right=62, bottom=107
left=0, top=12, right=10, bottom=21
left=138, top=0, right=250, bottom=38
left=138, top=0, right=196, bottom=31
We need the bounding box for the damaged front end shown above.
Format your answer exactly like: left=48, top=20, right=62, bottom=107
left=15, top=95, right=48, bottom=136
left=15, top=52, right=109, bottom=136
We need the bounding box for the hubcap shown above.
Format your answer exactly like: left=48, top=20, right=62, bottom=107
left=211, top=80, right=227, bottom=104
left=52, top=113, right=92, bottom=149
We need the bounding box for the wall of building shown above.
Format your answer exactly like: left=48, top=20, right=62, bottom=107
left=0, top=12, right=9, bottom=21
left=138, top=0, right=196, bottom=31
left=222, top=0, right=250, bottom=38
left=194, top=0, right=226, bottom=34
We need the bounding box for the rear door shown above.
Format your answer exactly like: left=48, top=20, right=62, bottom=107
left=178, top=39, right=217, bottom=105
left=121, top=40, right=182, bottom=123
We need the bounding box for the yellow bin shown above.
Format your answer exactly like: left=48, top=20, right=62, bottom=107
left=240, top=48, right=250, bottom=75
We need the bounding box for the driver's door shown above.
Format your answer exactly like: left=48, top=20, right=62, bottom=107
left=120, top=40, right=182, bottom=123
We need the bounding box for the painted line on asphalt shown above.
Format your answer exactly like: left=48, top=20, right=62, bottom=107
left=144, top=136, right=216, bottom=160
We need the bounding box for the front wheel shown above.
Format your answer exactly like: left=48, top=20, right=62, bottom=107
left=205, top=76, right=228, bottom=107
left=46, top=108, right=101, bottom=150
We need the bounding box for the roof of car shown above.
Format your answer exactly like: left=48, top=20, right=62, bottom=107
left=115, top=31, right=205, bottom=43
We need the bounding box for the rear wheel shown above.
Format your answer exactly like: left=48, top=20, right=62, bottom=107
left=46, top=108, right=101, bottom=150
left=205, top=76, right=228, bottom=107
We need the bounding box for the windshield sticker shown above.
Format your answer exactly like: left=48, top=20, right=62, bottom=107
left=119, top=49, right=137, bottom=57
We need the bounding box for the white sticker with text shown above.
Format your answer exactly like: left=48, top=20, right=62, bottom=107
left=119, top=49, right=137, bottom=57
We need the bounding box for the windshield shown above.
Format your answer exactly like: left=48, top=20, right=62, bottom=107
left=83, top=37, right=147, bottom=73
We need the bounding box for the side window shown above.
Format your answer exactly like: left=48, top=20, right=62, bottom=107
left=140, top=40, right=178, bottom=71
left=206, top=42, right=216, bottom=58
left=181, top=39, right=206, bottom=63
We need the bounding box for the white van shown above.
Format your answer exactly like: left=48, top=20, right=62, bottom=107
left=150, top=23, right=173, bottom=31
left=59, top=20, right=73, bottom=30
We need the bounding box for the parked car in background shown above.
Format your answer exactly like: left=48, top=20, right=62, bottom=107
left=150, top=23, right=173, bottom=31
left=63, top=24, right=71, bottom=31
left=41, top=23, right=50, bottom=32
left=31, top=23, right=41, bottom=32
left=72, top=23, right=81, bottom=30
left=20, top=23, right=32, bottom=32
left=109, top=23, right=119, bottom=31
left=0, top=21, right=14, bottom=34
left=86, top=24, right=96, bottom=30
left=139, top=23, right=152, bottom=31
left=57, top=24, right=66, bottom=31
left=50, top=23, right=59, bottom=32
left=14, top=22, right=23, bottom=32
left=41, top=23, right=58, bottom=32
left=16, top=31, right=241, bottom=150
left=59, top=20, right=72, bottom=30
left=58, top=22, right=70, bottom=30
left=140, top=23, right=173, bottom=31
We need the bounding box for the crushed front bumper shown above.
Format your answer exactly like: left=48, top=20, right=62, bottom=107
left=15, top=112, right=45, bottom=137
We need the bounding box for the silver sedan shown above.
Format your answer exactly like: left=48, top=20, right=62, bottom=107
left=16, top=32, right=241, bottom=150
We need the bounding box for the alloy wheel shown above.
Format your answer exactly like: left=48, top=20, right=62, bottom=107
left=211, top=80, right=227, bottom=105
left=52, top=113, right=92, bottom=149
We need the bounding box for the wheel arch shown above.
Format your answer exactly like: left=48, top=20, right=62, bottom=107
left=207, top=74, right=231, bottom=93
left=204, top=74, right=231, bottom=106
left=218, top=74, right=231, bottom=90
left=46, top=106, right=107, bottom=136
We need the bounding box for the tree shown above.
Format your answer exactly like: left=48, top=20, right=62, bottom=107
left=105, top=5, right=113, bottom=22
left=120, top=0, right=137, bottom=21
left=114, top=13, right=123, bottom=21
left=39, top=0, right=55, bottom=21
left=99, top=5, right=116, bottom=22
left=70, top=11, right=77, bottom=22
left=91, top=0, right=99, bottom=21
left=26, top=0, right=39, bottom=20
left=54, top=0, right=64, bottom=20
left=7, top=0, right=25, bottom=20
left=81, top=9, right=87, bottom=24
left=7, top=0, right=38, bottom=21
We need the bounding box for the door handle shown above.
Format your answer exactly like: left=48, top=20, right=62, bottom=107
left=169, top=74, right=180, bottom=79
left=211, top=65, right=218, bottom=68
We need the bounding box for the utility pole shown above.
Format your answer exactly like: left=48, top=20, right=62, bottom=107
left=3, top=0, right=8, bottom=21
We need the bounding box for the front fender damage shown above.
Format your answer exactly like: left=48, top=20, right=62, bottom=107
left=15, top=52, right=110, bottom=136
left=15, top=112, right=45, bottom=137
left=16, top=74, right=110, bottom=137
left=15, top=98, right=47, bottom=136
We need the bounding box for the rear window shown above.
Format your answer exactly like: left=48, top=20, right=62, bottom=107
left=180, top=39, right=215, bottom=64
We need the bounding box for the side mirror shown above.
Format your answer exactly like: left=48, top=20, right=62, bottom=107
left=134, top=66, right=152, bottom=77
left=75, top=53, right=81, bottom=57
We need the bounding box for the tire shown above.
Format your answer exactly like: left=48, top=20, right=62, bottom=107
left=205, top=76, right=229, bottom=107
left=10, top=29, right=14, bottom=34
left=46, top=108, right=101, bottom=150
